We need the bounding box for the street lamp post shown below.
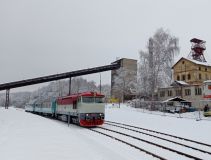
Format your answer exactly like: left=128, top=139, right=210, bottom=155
left=100, top=73, right=101, bottom=94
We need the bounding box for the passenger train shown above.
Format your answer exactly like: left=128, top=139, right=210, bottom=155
left=25, top=92, right=105, bottom=127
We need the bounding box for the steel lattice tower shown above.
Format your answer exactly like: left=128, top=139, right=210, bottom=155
left=188, top=38, right=206, bottom=62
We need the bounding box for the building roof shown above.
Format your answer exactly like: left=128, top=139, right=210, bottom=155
left=111, top=57, right=137, bottom=64
left=203, top=80, right=211, bottom=83
left=171, top=80, right=189, bottom=87
left=163, top=97, right=191, bottom=103
left=172, top=57, right=211, bottom=69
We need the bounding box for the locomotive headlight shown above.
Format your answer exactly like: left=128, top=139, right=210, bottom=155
left=99, top=113, right=102, bottom=116
left=86, top=113, right=89, bottom=117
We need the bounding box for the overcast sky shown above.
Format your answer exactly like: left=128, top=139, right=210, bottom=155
left=1, top=0, right=211, bottom=92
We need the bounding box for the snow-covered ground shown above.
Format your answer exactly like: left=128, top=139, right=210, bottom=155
left=1, top=104, right=211, bottom=160
left=106, top=104, right=211, bottom=143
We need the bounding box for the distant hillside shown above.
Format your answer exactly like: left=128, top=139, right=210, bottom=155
left=0, top=77, right=111, bottom=108
left=0, top=92, right=31, bottom=108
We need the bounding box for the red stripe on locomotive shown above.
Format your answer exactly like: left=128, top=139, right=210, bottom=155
left=57, top=91, right=104, bottom=105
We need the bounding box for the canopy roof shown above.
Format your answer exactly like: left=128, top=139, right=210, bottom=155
left=163, top=96, right=191, bottom=103
left=171, top=80, right=189, bottom=87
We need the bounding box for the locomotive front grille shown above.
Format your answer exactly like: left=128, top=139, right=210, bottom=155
left=79, top=113, right=104, bottom=126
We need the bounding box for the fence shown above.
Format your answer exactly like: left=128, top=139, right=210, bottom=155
left=127, top=100, right=211, bottom=121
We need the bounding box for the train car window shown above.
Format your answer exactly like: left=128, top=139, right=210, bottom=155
left=208, top=85, right=211, bottom=90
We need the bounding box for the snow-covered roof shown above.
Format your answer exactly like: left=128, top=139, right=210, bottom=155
left=185, top=57, right=211, bottom=66
left=171, top=80, right=189, bottom=86
left=176, top=81, right=189, bottom=85
left=172, top=57, right=211, bottom=68
left=203, top=80, right=211, bottom=83
left=163, top=96, right=191, bottom=103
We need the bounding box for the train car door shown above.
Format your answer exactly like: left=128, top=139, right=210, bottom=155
left=51, top=99, right=57, bottom=115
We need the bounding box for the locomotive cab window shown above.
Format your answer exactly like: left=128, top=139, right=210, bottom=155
left=82, top=97, right=104, bottom=103
left=95, top=97, right=103, bottom=103
left=82, top=97, right=94, bottom=103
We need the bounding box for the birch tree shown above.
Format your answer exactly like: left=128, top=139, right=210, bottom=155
left=112, top=68, right=137, bottom=102
left=139, top=28, right=179, bottom=98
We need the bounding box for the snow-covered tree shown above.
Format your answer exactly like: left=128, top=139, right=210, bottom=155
left=139, top=28, right=179, bottom=98
left=0, top=76, right=111, bottom=108
left=97, top=84, right=111, bottom=99
left=29, top=77, right=106, bottom=102
left=0, top=92, right=31, bottom=108
left=71, top=77, right=97, bottom=94
left=112, top=68, right=137, bottom=102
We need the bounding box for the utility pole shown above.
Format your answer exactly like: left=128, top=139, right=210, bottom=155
left=69, top=77, right=72, bottom=95
left=99, top=73, right=101, bottom=94
left=148, top=38, right=154, bottom=100
left=148, top=38, right=155, bottom=111
left=5, top=89, right=10, bottom=109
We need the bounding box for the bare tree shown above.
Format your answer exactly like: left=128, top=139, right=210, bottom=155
left=113, top=68, right=137, bottom=102
left=139, top=28, right=179, bottom=98
left=99, top=84, right=111, bottom=98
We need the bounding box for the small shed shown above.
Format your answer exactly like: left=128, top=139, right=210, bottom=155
left=162, top=97, right=192, bottom=113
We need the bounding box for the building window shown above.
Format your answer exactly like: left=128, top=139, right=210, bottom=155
left=182, top=75, right=185, bottom=81
left=188, top=74, right=191, bottom=80
left=199, top=67, right=201, bottom=70
left=175, top=90, right=181, bottom=96
left=199, top=73, right=202, bottom=80
left=160, top=91, right=165, bottom=97
left=195, top=87, right=202, bottom=95
left=185, top=89, right=191, bottom=96
left=206, top=74, right=208, bottom=80
left=182, top=61, right=185, bottom=64
left=205, top=68, right=207, bottom=71
left=177, top=75, right=180, bottom=81
left=168, top=90, right=172, bottom=97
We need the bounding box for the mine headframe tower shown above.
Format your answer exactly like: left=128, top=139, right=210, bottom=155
left=188, top=38, right=206, bottom=62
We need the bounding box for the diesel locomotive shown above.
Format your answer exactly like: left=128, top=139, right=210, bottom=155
left=25, top=91, right=105, bottom=126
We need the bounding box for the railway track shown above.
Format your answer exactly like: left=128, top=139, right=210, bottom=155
left=105, top=121, right=211, bottom=155
left=106, top=120, right=211, bottom=147
left=89, top=128, right=168, bottom=160
left=89, top=121, right=211, bottom=160
left=37, top=114, right=211, bottom=159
